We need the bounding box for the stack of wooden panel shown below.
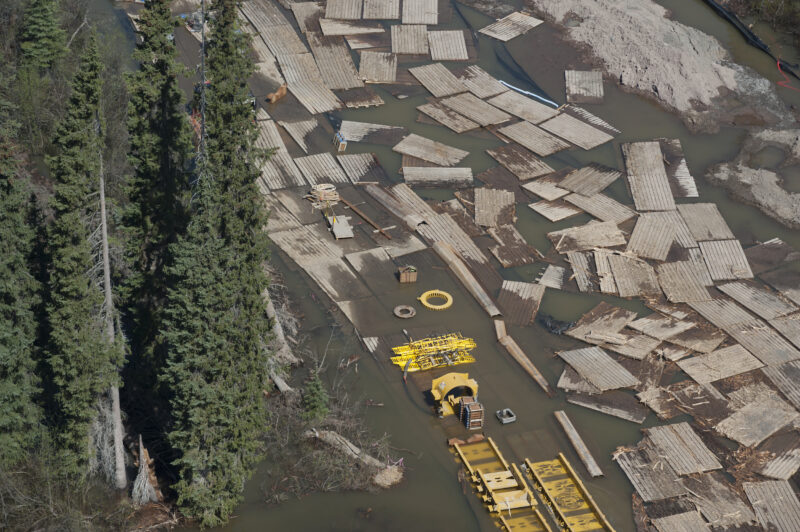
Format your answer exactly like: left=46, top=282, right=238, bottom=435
left=460, top=396, right=484, bottom=430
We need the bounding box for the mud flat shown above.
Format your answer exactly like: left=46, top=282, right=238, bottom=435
left=525, top=0, right=791, bottom=132
left=709, top=129, right=800, bottom=228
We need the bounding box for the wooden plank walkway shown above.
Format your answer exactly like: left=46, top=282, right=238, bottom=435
left=539, top=113, right=614, bottom=150
left=417, top=101, right=478, bottom=132
left=392, top=133, right=468, bottom=166
left=744, top=480, right=800, bottom=532
left=677, top=345, right=763, bottom=384
left=498, top=121, right=571, bottom=157
left=457, top=66, right=507, bottom=98
left=441, top=92, right=512, bottom=126
left=402, top=0, right=437, bottom=24
left=428, top=30, right=468, bottom=61
left=358, top=51, right=397, bottom=83
left=486, top=90, right=559, bottom=124
left=565, top=70, right=604, bottom=103
left=479, top=11, right=543, bottom=41
left=558, top=346, right=639, bottom=391
left=408, top=63, right=466, bottom=97
left=487, top=144, right=553, bottom=180
left=496, top=280, right=545, bottom=326
left=622, top=141, right=676, bottom=211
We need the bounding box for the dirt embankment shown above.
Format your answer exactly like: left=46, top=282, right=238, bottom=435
left=527, top=0, right=792, bottom=132
left=708, top=129, right=800, bottom=228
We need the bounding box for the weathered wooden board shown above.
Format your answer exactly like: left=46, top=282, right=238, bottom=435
left=746, top=237, right=800, bottom=275
left=744, top=480, right=800, bottom=532
left=652, top=512, right=709, bottom=532
left=358, top=51, right=397, bottom=83
left=547, top=222, right=626, bottom=253
left=417, top=101, right=478, bottom=133
left=474, top=187, right=515, bottom=227
left=565, top=70, right=603, bottom=103
left=626, top=212, right=676, bottom=261
left=558, top=164, right=621, bottom=196
left=714, top=394, right=798, bottom=446
left=427, top=30, right=468, bottom=61
left=529, top=200, right=582, bottom=222
left=496, top=280, right=545, bottom=326
left=628, top=313, right=695, bottom=340
left=683, top=473, right=755, bottom=528
left=339, top=120, right=407, bottom=144
left=558, top=346, right=640, bottom=391
left=325, top=0, right=362, bottom=19
left=402, top=166, right=472, bottom=187
left=486, top=90, right=559, bottom=124
left=278, top=53, right=343, bottom=113
left=539, top=112, right=614, bottom=150
left=645, top=422, right=721, bottom=475
left=402, top=0, right=437, bottom=24
left=538, top=264, right=568, bottom=289
left=408, top=63, right=467, bottom=97
left=488, top=224, right=540, bottom=268
left=554, top=410, right=604, bottom=477
left=564, top=193, right=636, bottom=224
left=522, top=173, right=569, bottom=201
left=416, top=213, right=491, bottom=267
left=567, top=302, right=637, bottom=343
left=699, top=240, right=754, bottom=281
left=457, top=66, right=507, bottom=98
left=391, top=24, right=429, bottom=54
left=677, top=203, right=735, bottom=241
left=677, top=345, right=764, bottom=384
left=337, top=153, right=387, bottom=183
left=478, top=11, right=543, bottom=41
left=291, top=2, right=324, bottom=33
left=255, top=120, right=306, bottom=190
left=622, top=141, right=676, bottom=211
left=567, top=251, right=595, bottom=292
left=319, top=18, right=384, bottom=35
left=717, top=280, right=797, bottom=320
left=293, top=152, right=350, bottom=184
left=441, top=92, right=512, bottom=126
left=278, top=119, right=317, bottom=154
left=660, top=138, right=699, bottom=198
left=603, top=330, right=661, bottom=360
left=363, top=0, right=399, bottom=19
left=762, top=360, right=800, bottom=410
left=569, top=391, right=649, bottom=423
left=771, top=312, right=800, bottom=349
left=656, top=261, right=713, bottom=303
left=498, top=121, right=571, bottom=157
left=607, top=255, right=661, bottom=298
left=392, top=134, right=468, bottom=166
left=594, top=250, right=618, bottom=294
left=614, top=441, right=687, bottom=502
left=487, top=144, right=553, bottom=181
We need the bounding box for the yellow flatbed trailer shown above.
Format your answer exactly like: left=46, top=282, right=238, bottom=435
left=453, top=438, right=552, bottom=532
left=524, top=453, right=615, bottom=532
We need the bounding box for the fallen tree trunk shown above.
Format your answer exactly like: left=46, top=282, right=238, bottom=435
left=304, top=429, right=403, bottom=488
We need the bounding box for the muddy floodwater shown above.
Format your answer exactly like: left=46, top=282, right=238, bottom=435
left=101, top=0, right=800, bottom=529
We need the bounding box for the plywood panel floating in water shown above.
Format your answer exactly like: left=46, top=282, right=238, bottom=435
left=358, top=51, right=397, bottom=83
left=427, top=30, right=468, bottom=61
left=417, top=102, right=478, bottom=133
left=565, top=105, right=620, bottom=135
left=278, top=119, right=317, bottom=154
left=607, top=254, right=661, bottom=298
left=594, top=250, right=618, bottom=294
left=278, top=52, right=325, bottom=83
left=294, top=152, right=350, bottom=185
left=645, top=422, right=722, bottom=475
left=762, top=360, right=800, bottom=410
left=324, top=0, right=362, bottom=19
left=567, top=301, right=637, bottom=343
left=652, top=512, right=710, bottom=532
left=758, top=435, right=800, bottom=479
left=391, top=24, right=429, bottom=54
left=683, top=473, right=756, bottom=528
left=362, top=0, right=399, bottom=19
left=496, top=280, right=545, bottom=326
left=255, top=24, right=308, bottom=56
left=614, top=441, right=687, bottom=502
left=539, top=112, right=614, bottom=150
left=726, top=320, right=800, bottom=366
left=677, top=203, right=734, bottom=242
left=402, top=166, right=473, bottom=187
left=401, top=0, right=437, bottom=24
left=538, top=264, right=568, bottom=289
left=392, top=133, right=468, bottom=166
left=478, top=11, right=543, bottom=42
left=770, top=312, right=800, bottom=350
left=559, top=164, right=621, bottom=196
left=547, top=221, right=626, bottom=253
left=660, top=138, right=698, bottom=198
left=486, top=90, right=559, bottom=124
left=255, top=120, right=306, bottom=190
left=319, top=18, right=384, bottom=35
left=474, top=187, right=515, bottom=227
left=688, top=298, right=756, bottom=329
left=529, top=200, right=582, bottom=222
left=558, top=346, right=639, bottom=391
left=568, top=391, right=649, bottom=423
left=291, top=2, right=324, bottom=33
left=417, top=213, right=490, bottom=266
left=678, top=345, right=763, bottom=384
left=441, top=92, right=512, bottom=126
left=718, top=280, right=797, bottom=320
left=288, top=80, right=343, bottom=113
left=457, top=65, right=506, bottom=98
left=629, top=313, right=694, bottom=341
left=715, top=394, right=798, bottom=447
left=307, top=32, right=363, bottom=90
left=522, top=174, right=569, bottom=201
left=488, top=224, right=540, bottom=268
left=564, top=70, right=603, bottom=103
left=744, top=480, right=800, bottom=532
left=622, top=141, right=676, bottom=211
left=699, top=239, right=754, bottom=281
left=337, top=153, right=387, bottom=183
left=567, top=251, right=595, bottom=293
left=626, top=212, right=676, bottom=261
left=498, top=121, right=570, bottom=157
left=338, top=120, right=407, bottom=144
left=487, top=144, right=553, bottom=181
left=408, top=63, right=466, bottom=97
left=564, top=193, right=636, bottom=224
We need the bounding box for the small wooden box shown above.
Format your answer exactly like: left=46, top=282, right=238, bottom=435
left=398, top=265, right=417, bottom=283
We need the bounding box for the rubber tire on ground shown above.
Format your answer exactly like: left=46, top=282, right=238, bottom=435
left=393, top=305, right=416, bottom=319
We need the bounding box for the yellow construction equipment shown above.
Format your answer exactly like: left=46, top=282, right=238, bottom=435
left=431, top=372, right=479, bottom=417
left=390, top=333, right=476, bottom=372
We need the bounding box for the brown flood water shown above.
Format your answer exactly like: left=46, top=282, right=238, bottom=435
left=96, top=0, right=798, bottom=530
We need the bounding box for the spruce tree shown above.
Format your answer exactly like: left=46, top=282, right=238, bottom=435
left=19, top=0, right=66, bottom=70
left=160, top=0, right=272, bottom=524
left=123, top=0, right=193, bottom=373
left=45, top=35, right=121, bottom=475
left=0, top=80, right=43, bottom=467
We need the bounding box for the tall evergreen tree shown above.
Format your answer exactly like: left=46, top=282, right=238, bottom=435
left=123, top=0, right=193, bottom=373
left=19, top=0, right=66, bottom=70
left=0, top=77, right=43, bottom=467
left=45, top=35, right=121, bottom=475
left=160, top=0, right=272, bottom=525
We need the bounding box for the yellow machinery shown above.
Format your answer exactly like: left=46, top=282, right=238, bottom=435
left=431, top=372, right=478, bottom=417
left=391, top=333, right=476, bottom=373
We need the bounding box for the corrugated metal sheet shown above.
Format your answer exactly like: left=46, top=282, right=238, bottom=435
left=487, top=144, right=553, bottom=180
left=594, top=249, right=618, bottom=294
left=699, top=240, right=754, bottom=281
left=487, top=224, right=539, bottom=268
left=763, top=269, right=800, bottom=307
left=324, top=0, right=362, bottom=19
left=567, top=301, right=637, bottom=343
left=498, top=121, right=571, bottom=157
left=529, top=200, right=581, bottom=222
left=659, top=210, right=697, bottom=248
left=558, top=346, right=639, bottom=391
left=744, top=480, right=800, bottom=532
left=319, top=18, right=384, bottom=35
left=417, top=102, right=478, bottom=133
left=339, top=120, right=407, bottom=143
left=559, top=164, right=621, bottom=196
left=614, top=441, right=687, bottom=502
left=389, top=183, right=438, bottom=221
left=564, top=193, right=636, bottom=224
left=390, top=24, right=429, bottom=54
left=522, top=174, right=569, bottom=201
left=408, top=63, right=466, bottom=97
left=278, top=53, right=343, bottom=113
left=358, top=51, right=397, bottom=83
left=478, top=11, right=543, bottom=41
left=568, top=391, right=649, bottom=422
left=677, top=203, right=735, bottom=241
left=567, top=251, right=595, bottom=292
left=427, top=30, right=468, bottom=61
left=363, top=0, right=399, bottom=19
left=496, top=280, right=545, bottom=325
left=240, top=0, right=291, bottom=28
left=539, top=113, right=614, bottom=150
left=761, top=362, right=800, bottom=409
left=401, top=0, right=437, bottom=24
left=278, top=119, right=317, bottom=153
left=548, top=221, right=626, bottom=253
left=259, top=25, right=309, bottom=55
left=564, top=70, right=603, bottom=103
left=336, top=153, right=387, bottom=183
left=293, top=152, right=349, bottom=185
left=668, top=323, right=726, bottom=353
left=255, top=120, right=306, bottom=190
left=718, top=280, right=796, bottom=320
left=714, top=394, right=798, bottom=446
left=307, top=32, right=363, bottom=90
left=402, top=167, right=473, bottom=187
left=684, top=473, right=755, bottom=528
left=660, top=138, right=698, bottom=198
left=486, top=90, right=559, bottom=124
left=626, top=212, right=676, bottom=261
left=457, top=66, right=506, bottom=98
left=441, top=92, right=512, bottom=126
left=677, top=345, right=763, bottom=384
left=646, top=422, right=722, bottom=475
left=474, top=187, right=515, bottom=227
left=607, top=254, right=661, bottom=298
left=538, top=264, right=568, bottom=289
left=392, top=133, right=468, bottom=166
left=565, top=105, right=620, bottom=135
left=760, top=436, right=800, bottom=479
left=622, top=141, right=676, bottom=211
left=629, top=313, right=694, bottom=340
left=689, top=298, right=757, bottom=328
left=770, top=312, right=800, bottom=349
left=652, top=512, right=709, bottom=532
left=290, top=2, right=323, bottom=33
left=728, top=320, right=800, bottom=366
left=416, top=213, right=489, bottom=265
left=604, top=330, right=661, bottom=360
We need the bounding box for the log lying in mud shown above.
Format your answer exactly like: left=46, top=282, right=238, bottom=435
left=304, top=429, right=403, bottom=488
